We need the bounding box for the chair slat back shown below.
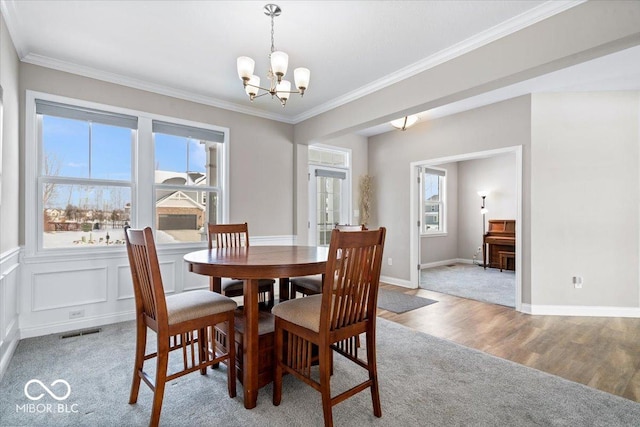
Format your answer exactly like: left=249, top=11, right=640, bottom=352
left=321, top=228, right=386, bottom=333
left=208, top=222, right=250, bottom=249
left=125, top=227, right=168, bottom=323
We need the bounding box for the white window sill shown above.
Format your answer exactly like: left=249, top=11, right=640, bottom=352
left=421, top=232, right=448, bottom=238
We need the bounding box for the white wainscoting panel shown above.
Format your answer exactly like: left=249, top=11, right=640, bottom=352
left=117, top=264, right=135, bottom=300
left=183, top=260, right=210, bottom=291
left=117, top=260, right=177, bottom=299
left=16, top=236, right=295, bottom=339
left=0, top=247, right=20, bottom=381
left=32, top=267, right=108, bottom=311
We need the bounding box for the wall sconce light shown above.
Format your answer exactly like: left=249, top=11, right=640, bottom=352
left=390, top=115, right=419, bottom=131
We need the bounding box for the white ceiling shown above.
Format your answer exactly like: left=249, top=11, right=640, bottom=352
left=2, top=1, right=638, bottom=133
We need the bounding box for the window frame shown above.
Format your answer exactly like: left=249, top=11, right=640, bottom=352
left=25, top=90, right=229, bottom=257
left=420, top=166, right=447, bottom=236
left=307, top=144, right=352, bottom=246
left=152, top=121, right=225, bottom=244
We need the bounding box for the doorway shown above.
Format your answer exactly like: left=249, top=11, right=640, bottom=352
left=409, top=146, right=522, bottom=311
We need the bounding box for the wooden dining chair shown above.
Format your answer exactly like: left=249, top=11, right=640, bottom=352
left=207, top=222, right=275, bottom=307
left=272, top=227, right=386, bottom=427
left=289, top=224, right=366, bottom=299
left=125, top=227, right=237, bottom=427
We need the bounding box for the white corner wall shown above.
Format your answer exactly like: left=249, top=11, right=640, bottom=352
left=530, top=92, right=640, bottom=311
left=0, top=12, right=21, bottom=380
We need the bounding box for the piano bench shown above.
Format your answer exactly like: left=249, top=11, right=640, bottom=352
left=499, top=251, right=515, bottom=272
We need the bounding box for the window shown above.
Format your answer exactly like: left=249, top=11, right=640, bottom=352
left=420, top=167, right=446, bottom=234
left=153, top=121, right=224, bottom=244
left=27, top=92, right=229, bottom=253
left=37, top=100, right=135, bottom=248
left=309, top=145, right=349, bottom=168
left=308, top=145, right=351, bottom=246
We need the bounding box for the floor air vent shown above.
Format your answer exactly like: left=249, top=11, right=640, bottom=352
left=60, top=328, right=101, bottom=339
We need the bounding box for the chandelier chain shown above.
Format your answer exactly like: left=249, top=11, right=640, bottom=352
left=270, top=13, right=275, bottom=53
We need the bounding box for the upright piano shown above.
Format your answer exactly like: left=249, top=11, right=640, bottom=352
left=483, top=219, right=515, bottom=270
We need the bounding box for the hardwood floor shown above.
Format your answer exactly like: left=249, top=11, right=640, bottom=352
left=377, top=283, right=640, bottom=403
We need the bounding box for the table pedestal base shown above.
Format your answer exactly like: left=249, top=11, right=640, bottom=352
left=214, top=308, right=275, bottom=389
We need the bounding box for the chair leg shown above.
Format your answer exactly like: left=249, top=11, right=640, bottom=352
left=366, top=330, right=382, bottom=418
left=272, top=319, right=283, bottom=406
left=199, top=327, right=208, bottom=375
left=226, top=316, right=237, bottom=398
left=319, top=345, right=334, bottom=427
left=129, top=321, right=147, bottom=404
left=150, top=346, right=169, bottom=427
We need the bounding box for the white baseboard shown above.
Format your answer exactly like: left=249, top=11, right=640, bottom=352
left=521, top=303, right=640, bottom=317
left=0, top=321, right=19, bottom=383
left=20, top=311, right=136, bottom=339
left=421, top=258, right=479, bottom=269
left=379, top=275, right=416, bottom=289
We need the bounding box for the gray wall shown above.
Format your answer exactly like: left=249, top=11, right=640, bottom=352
left=420, top=162, right=458, bottom=265
left=369, top=96, right=532, bottom=300
left=18, top=63, right=295, bottom=240
left=0, top=13, right=20, bottom=254
left=531, top=92, right=640, bottom=307
left=457, top=153, right=517, bottom=261
left=420, top=154, right=517, bottom=265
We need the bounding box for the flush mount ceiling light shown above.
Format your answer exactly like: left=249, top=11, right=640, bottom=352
left=236, top=4, right=310, bottom=107
left=390, top=115, right=419, bottom=131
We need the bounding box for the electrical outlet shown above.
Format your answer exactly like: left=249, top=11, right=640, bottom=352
left=387, top=258, right=392, bottom=266
left=572, top=276, right=583, bottom=289
left=69, top=309, right=85, bottom=319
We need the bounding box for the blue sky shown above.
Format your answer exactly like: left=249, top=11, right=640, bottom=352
left=42, top=116, right=207, bottom=209
left=43, top=116, right=207, bottom=179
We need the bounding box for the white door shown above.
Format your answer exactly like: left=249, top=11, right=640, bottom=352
left=308, top=165, right=350, bottom=246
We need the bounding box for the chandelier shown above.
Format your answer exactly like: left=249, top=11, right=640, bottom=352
left=236, top=4, right=310, bottom=107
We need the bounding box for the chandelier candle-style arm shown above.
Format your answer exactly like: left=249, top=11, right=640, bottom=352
left=236, top=4, right=310, bottom=107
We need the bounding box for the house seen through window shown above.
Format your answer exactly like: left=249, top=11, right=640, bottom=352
left=153, top=121, right=223, bottom=244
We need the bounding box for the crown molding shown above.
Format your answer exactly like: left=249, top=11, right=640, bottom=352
left=291, top=0, right=584, bottom=123
left=4, top=0, right=583, bottom=125
left=0, top=0, right=27, bottom=58
left=21, top=53, right=295, bottom=124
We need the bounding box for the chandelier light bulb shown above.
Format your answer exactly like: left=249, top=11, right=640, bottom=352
left=245, top=75, right=260, bottom=98
left=270, top=51, right=289, bottom=80
left=276, top=80, right=291, bottom=105
left=294, top=67, right=310, bottom=94
left=237, top=56, right=255, bottom=81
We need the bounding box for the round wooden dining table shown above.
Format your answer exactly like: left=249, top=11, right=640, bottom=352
left=184, top=245, right=329, bottom=409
